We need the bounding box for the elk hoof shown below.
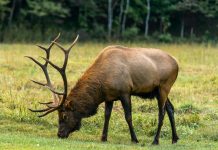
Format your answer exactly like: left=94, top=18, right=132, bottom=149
left=101, top=136, right=107, bottom=142
left=172, top=136, right=179, bottom=144
left=131, top=139, right=139, bottom=143
left=152, top=139, right=159, bottom=145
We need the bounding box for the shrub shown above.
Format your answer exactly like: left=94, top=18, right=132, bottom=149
left=122, top=27, right=139, bottom=39
left=157, top=33, right=173, bottom=43
left=178, top=103, right=200, bottom=114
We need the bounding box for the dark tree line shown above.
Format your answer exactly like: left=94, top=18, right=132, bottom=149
left=0, top=0, right=218, bottom=42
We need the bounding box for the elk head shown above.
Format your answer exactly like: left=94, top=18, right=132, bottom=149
left=26, top=33, right=80, bottom=138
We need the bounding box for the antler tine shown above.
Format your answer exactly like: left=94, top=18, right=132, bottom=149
left=25, top=56, right=43, bottom=68
left=50, top=33, right=61, bottom=47
left=40, top=57, right=61, bottom=71
left=67, top=34, right=79, bottom=52
left=29, top=106, right=58, bottom=117
left=36, top=33, right=61, bottom=53
left=47, top=33, right=61, bottom=52
left=31, top=80, right=64, bottom=95
left=36, top=45, right=47, bottom=52
left=26, top=57, right=51, bottom=90
left=25, top=55, right=56, bottom=88
left=52, top=41, right=66, bottom=53
left=31, top=79, right=46, bottom=86
left=37, top=107, right=59, bottom=117
left=25, top=56, right=52, bottom=88
left=38, top=101, right=60, bottom=108
left=46, top=86, right=65, bottom=95
left=28, top=107, right=51, bottom=112
left=60, top=35, right=79, bottom=70
left=39, top=102, right=53, bottom=105
left=52, top=34, right=79, bottom=54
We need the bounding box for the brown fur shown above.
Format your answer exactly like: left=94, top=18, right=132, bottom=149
left=65, top=46, right=178, bottom=116
left=58, top=45, right=179, bottom=143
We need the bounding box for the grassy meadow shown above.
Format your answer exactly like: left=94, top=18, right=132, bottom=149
left=0, top=42, right=217, bottom=149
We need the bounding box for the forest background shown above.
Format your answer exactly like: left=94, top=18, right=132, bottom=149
left=1, top=0, right=218, bottom=43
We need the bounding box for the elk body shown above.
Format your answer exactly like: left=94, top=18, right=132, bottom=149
left=27, top=34, right=179, bottom=145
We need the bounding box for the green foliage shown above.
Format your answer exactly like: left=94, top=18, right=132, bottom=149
left=157, top=33, right=173, bottom=43
left=90, top=24, right=107, bottom=39
left=128, top=0, right=147, bottom=24
left=26, top=0, right=69, bottom=18
left=174, top=0, right=203, bottom=13
left=0, top=0, right=9, bottom=21
left=178, top=103, right=200, bottom=114
left=122, top=26, right=139, bottom=39
left=0, top=0, right=218, bottom=42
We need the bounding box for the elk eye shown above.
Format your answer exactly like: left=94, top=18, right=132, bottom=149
left=63, top=114, right=67, bottom=120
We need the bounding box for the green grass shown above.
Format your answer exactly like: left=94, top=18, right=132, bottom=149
left=0, top=42, right=218, bottom=149
left=0, top=132, right=217, bottom=150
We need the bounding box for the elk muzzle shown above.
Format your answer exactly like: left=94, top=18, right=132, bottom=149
left=57, top=130, right=70, bottom=139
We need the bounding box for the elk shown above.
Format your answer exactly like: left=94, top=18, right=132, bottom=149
left=26, top=34, right=179, bottom=145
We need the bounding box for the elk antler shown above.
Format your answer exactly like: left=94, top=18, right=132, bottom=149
left=26, top=34, right=79, bottom=117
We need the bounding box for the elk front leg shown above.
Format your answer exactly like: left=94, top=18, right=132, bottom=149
left=166, top=98, right=179, bottom=144
left=101, top=101, right=113, bottom=142
left=120, top=94, right=139, bottom=143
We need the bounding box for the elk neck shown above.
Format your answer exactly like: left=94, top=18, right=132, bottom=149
left=65, top=70, right=105, bottom=118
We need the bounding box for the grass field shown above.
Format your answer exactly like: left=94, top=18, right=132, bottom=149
left=0, top=42, right=218, bottom=149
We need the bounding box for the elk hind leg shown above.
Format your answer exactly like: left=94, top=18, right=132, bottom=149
left=166, top=98, right=179, bottom=144
left=152, top=87, right=168, bottom=145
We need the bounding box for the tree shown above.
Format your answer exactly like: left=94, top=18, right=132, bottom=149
left=0, top=0, right=10, bottom=22
left=119, top=0, right=124, bottom=35
left=108, top=0, right=113, bottom=39
left=25, top=0, right=69, bottom=37
left=1, top=0, right=218, bottom=42
left=121, top=0, right=129, bottom=36
left=26, top=0, right=69, bottom=18
left=151, top=0, right=176, bottom=34
left=8, top=0, right=16, bottom=26
left=0, top=0, right=10, bottom=41
left=173, top=0, right=203, bottom=38
left=144, top=0, right=150, bottom=37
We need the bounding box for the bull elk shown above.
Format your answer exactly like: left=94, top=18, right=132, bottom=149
left=26, top=34, right=179, bottom=145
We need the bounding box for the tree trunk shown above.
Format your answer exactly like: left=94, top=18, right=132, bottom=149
left=108, top=0, right=113, bottom=40
left=119, top=0, right=124, bottom=35
left=180, top=18, right=185, bottom=38
left=159, top=18, right=163, bottom=33
left=8, top=0, right=17, bottom=27
left=144, top=0, right=150, bottom=37
left=121, top=0, right=129, bottom=36
left=190, top=27, right=194, bottom=38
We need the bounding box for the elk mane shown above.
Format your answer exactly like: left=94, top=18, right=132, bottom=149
left=66, top=70, right=105, bottom=118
